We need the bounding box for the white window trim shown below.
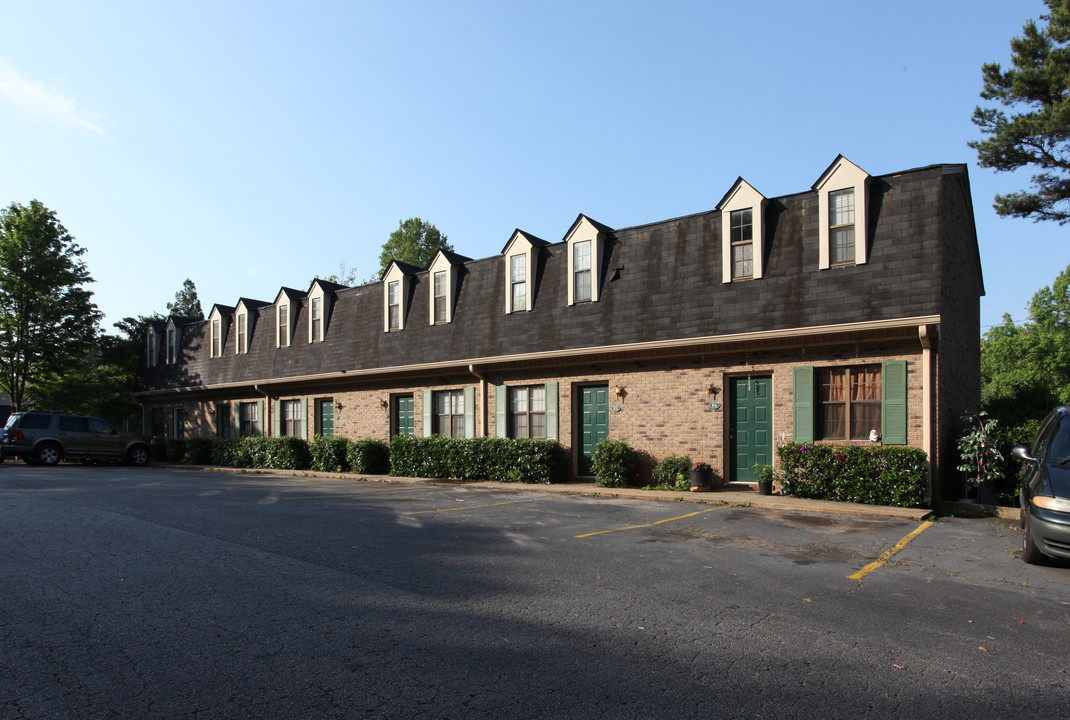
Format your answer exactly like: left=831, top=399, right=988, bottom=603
left=813, top=155, right=870, bottom=269
left=277, top=298, right=290, bottom=348
left=165, top=320, right=179, bottom=365
left=716, top=177, right=767, bottom=283
left=308, top=287, right=325, bottom=343
left=235, top=307, right=248, bottom=355
left=503, top=231, right=538, bottom=314
left=564, top=216, right=605, bottom=305
left=427, top=252, right=458, bottom=325
left=210, top=317, right=221, bottom=358
left=382, top=263, right=412, bottom=332
left=146, top=329, right=158, bottom=368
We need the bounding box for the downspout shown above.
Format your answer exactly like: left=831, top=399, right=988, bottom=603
left=254, top=384, right=272, bottom=436
left=469, top=364, right=488, bottom=437
left=918, top=325, right=937, bottom=503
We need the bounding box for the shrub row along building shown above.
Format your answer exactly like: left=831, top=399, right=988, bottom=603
left=137, top=156, right=983, bottom=501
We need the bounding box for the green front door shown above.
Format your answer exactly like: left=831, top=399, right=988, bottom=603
left=730, top=376, right=772, bottom=483
left=578, top=385, right=609, bottom=476
left=394, top=395, right=414, bottom=436
left=317, top=399, right=334, bottom=437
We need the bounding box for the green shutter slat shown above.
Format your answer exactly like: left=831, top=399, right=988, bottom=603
left=299, top=397, right=308, bottom=441
left=545, top=382, right=559, bottom=441
left=882, top=361, right=908, bottom=445
left=793, top=366, right=814, bottom=444
left=422, top=390, right=433, bottom=437
left=495, top=384, right=508, bottom=438
left=464, top=387, right=476, bottom=438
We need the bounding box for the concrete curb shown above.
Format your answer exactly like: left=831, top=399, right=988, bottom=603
left=158, top=463, right=935, bottom=522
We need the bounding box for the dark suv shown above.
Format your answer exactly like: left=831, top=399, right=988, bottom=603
left=1, top=412, right=151, bottom=466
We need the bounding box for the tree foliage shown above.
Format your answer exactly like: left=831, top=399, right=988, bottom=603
left=166, top=277, right=203, bottom=319
left=0, top=200, right=100, bottom=412
left=315, top=261, right=360, bottom=287
left=970, top=0, right=1070, bottom=223
left=375, top=218, right=452, bottom=279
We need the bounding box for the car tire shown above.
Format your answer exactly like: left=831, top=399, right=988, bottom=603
left=126, top=445, right=150, bottom=467
left=1021, top=508, right=1046, bottom=565
left=35, top=443, right=62, bottom=466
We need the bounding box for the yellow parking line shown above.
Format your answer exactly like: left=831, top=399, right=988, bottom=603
left=401, top=498, right=539, bottom=515
left=848, top=519, right=935, bottom=581
left=575, top=507, right=724, bottom=538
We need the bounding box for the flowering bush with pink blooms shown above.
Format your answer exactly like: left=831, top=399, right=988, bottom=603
left=777, top=443, right=927, bottom=507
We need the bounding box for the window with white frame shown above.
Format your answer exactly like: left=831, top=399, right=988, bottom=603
left=730, top=209, right=753, bottom=279
left=388, top=281, right=400, bottom=330
left=277, top=303, right=289, bottom=348
left=236, top=313, right=247, bottom=354
left=434, top=389, right=465, bottom=438
left=240, top=402, right=260, bottom=436
left=146, top=330, right=157, bottom=367
left=310, top=297, right=323, bottom=342
left=166, top=326, right=177, bottom=364
left=573, top=240, right=592, bottom=303
left=281, top=399, right=302, bottom=437
left=433, top=271, right=447, bottom=324
left=510, top=255, right=527, bottom=312
left=210, top=318, right=221, bottom=358
left=509, top=385, right=545, bottom=439
left=829, top=188, right=855, bottom=265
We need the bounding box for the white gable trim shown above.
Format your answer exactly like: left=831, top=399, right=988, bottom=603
left=717, top=178, right=767, bottom=283
left=813, top=156, right=870, bottom=269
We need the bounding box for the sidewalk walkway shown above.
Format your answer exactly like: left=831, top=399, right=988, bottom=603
left=167, top=464, right=934, bottom=521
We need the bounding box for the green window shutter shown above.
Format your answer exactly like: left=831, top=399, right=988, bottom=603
left=299, top=397, right=308, bottom=441
left=232, top=404, right=240, bottom=439
left=882, top=361, right=908, bottom=445
left=422, top=390, right=433, bottom=437
left=545, top=382, right=559, bottom=441
left=495, top=384, right=508, bottom=438
left=258, top=400, right=265, bottom=437
left=273, top=399, right=281, bottom=437
left=464, top=387, right=476, bottom=438
left=793, top=366, right=814, bottom=444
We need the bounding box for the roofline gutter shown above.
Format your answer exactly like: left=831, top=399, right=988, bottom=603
left=134, top=314, right=941, bottom=398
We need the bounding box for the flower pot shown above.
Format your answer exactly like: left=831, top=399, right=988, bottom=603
left=758, top=480, right=773, bottom=496
left=690, top=468, right=711, bottom=487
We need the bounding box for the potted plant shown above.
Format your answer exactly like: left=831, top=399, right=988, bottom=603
left=753, top=463, right=776, bottom=495
left=690, top=461, right=713, bottom=488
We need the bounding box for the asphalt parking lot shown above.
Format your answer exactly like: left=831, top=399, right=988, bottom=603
left=2, top=464, right=1069, bottom=719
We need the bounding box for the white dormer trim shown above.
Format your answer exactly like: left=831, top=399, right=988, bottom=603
left=234, top=301, right=252, bottom=355
left=146, top=326, right=159, bottom=368
left=165, top=318, right=180, bottom=365
left=207, top=307, right=227, bottom=358
left=382, top=263, right=414, bottom=332
left=717, top=178, right=767, bottom=283
left=502, top=230, right=539, bottom=313
left=274, top=291, right=292, bottom=349
left=307, top=284, right=326, bottom=343
left=564, top=215, right=607, bottom=305
left=813, top=155, right=870, bottom=269
left=427, top=251, right=461, bottom=325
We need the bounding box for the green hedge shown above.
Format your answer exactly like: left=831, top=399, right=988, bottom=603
left=590, top=437, right=637, bottom=488
left=777, top=442, right=928, bottom=507
left=310, top=435, right=349, bottom=472
left=389, top=434, right=566, bottom=483
left=348, top=438, right=391, bottom=474
left=187, top=437, right=214, bottom=464
left=650, top=454, right=692, bottom=491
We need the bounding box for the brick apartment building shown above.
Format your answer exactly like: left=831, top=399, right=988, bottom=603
left=136, top=156, right=983, bottom=501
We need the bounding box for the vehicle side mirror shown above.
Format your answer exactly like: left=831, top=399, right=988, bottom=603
left=1012, top=445, right=1037, bottom=463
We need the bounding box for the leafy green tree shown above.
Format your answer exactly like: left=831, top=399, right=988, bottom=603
left=0, top=200, right=100, bottom=412
left=166, top=278, right=203, bottom=319
left=375, top=218, right=452, bottom=279
left=970, top=0, right=1070, bottom=223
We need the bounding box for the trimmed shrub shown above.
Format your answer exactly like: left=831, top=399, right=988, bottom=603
left=590, top=437, right=637, bottom=488
left=165, top=438, right=187, bottom=463
left=186, top=437, right=215, bottom=465
left=310, top=435, right=349, bottom=472
left=206, top=436, right=309, bottom=470
left=151, top=436, right=168, bottom=461
left=348, top=438, right=391, bottom=475
left=388, top=434, right=566, bottom=483
left=650, top=454, right=692, bottom=491
left=777, top=442, right=927, bottom=507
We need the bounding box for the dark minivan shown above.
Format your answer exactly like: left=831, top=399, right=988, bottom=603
left=1014, top=404, right=1070, bottom=564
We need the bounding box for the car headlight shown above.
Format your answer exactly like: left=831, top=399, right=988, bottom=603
left=1032, top=495, right=1070, bottom=513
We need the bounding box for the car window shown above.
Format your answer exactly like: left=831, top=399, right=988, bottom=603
left=4, top=414, right=19, bottom=429
left=88, top=418, right=115, bottom=434
left=19, top=414, right=52, bottom=430
left=1047, top=416, right=1070, bottom=463
left=58, top=416, right=90, bottom=432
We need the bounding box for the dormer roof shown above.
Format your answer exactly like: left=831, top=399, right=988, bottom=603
left=812, top=154, right=869, bottom=192
left=381, top=260, right=423, bottom=280
left=563, top=214, right=613, bottom=243
left=273, top=287, right=304, bottom=305
left=715, top=177, right=766, bottom=210
left=501, top=229, right=550, bottom=254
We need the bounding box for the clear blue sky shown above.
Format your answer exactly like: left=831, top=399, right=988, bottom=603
left=0, top=0, right=1062, bottom=334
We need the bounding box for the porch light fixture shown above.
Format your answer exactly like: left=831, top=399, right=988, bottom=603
left=706, top=383, right=720, bottom=396
left=614, top=385, right=625, bottom=398
left=379, top=398, right=389, bottom=410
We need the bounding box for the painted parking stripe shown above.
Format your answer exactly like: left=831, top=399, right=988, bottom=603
left=575, top=507, right=725, bottom=538
left=848, top=519, right=935, bottom=581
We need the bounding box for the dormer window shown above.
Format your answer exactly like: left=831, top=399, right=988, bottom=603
left=277, top=304, right=289, bottom=347
left=433, top=271, right=447, bottom=323
left=310, top=297, right=323, bottom=342
left=236, top=313, right=247, bottom=354
left=510, top=255, right=526, bottom=311
left=210, top=318, right=221, bottom=358
left=146, top=328, right=158, bottom=368
left=573, top=240, right=592, bottom=302
left=388, top=281, right=401, bottom=329
left=426, top=250, right=468, bottom=326
left=717, top=178, right=767, bottom=282
left=814, top=155, right=870, bottom=269
left=166, top=325, right=177, bottom=364
left=564, top=215, right=611, bottom=305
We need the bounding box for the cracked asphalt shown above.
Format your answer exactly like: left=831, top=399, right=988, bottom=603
left=1, top=464, right=1068, bottom=719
